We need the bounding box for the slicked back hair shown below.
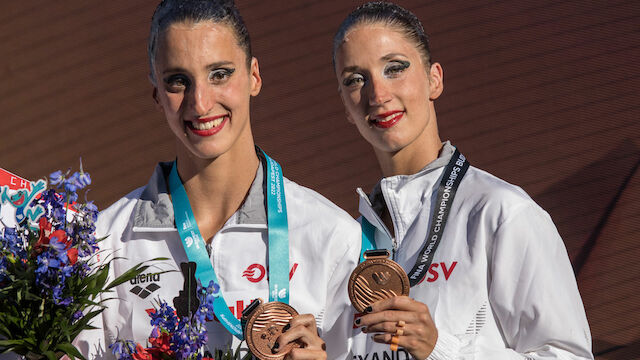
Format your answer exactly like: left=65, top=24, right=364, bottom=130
left=333, top=1, right=432, bottom=69
left=148, top=0, right=252, bottom=84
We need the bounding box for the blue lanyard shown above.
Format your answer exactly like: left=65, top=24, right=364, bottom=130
left=359, top=218, right=376, bottom=263
left=359, top=149, right=469, bottom=286
left=168, top=149, right=290, bottom=339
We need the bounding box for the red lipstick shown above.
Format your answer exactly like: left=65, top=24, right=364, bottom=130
left=371, top=111, right=404, bottom=129
left=186, top=115, right=228, bottom=136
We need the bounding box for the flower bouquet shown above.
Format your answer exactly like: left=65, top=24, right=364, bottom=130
left=0, top=166, right=161, bottom=360
left=110, top=280, right=250, bottom=360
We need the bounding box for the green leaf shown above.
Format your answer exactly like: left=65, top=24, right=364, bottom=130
left=93, top=265, right=111, bottom=290
left=0, top=339, right=26, bottom=347
left=68, top=309, right=104, bottom=334
left=43, top=350, right=58, bottom=360
left=55, top=342, right=86, bottom=360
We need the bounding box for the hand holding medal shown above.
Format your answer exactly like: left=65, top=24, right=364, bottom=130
left=348, top=249, right=410, bottom=312
left=242, top=299, right=327, bottom=360
left=349, top=250, right=437, bottom=359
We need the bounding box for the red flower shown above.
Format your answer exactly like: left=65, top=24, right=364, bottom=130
left=50, top=229, right=71, bottom=249
left=132, top=343, right=151, bottom=360
left=34, top=218, right=53, bottom=254
left=147, top=346, right=174, bottom=360
left=149, top=332, right=172, bottom=354
left=67, top=248, right=78, bottom=265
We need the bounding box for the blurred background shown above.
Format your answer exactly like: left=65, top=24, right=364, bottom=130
left=0, top=1, right=638, bottom=358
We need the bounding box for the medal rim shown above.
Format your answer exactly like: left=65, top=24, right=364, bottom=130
left=348, top=257, right=410, bottom=313
left=244, top=301, right=299, bottom=360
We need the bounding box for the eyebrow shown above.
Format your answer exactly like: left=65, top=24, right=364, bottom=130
left=162, top=61, right=235, bottom=75
left=381, top=53, right=408, bottom=61
left=206, top=61, right=235, bottom=69
left=341, top=65, right=360, bottom=76
left=340, top=53, right=409, bottom=75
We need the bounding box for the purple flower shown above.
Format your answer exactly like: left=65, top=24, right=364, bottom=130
left=72, top=310, right=84, bottom=321
left=150, top=300, right=179, bottom=331
left=109, top=340, right=137, bottom=360
left=78, top=172, right=91, bottom=188
left=64, top=191, right=79, bottom=203
left=0, top=255, right=7, bottom=283
left=49, top=170, right=64, bottom=186
left=170, top=319, right=207, bottom=360
left=63, top=173, right=81, bottom=194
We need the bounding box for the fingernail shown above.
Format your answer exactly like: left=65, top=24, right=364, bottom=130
left=272, top=342, right=279, bottom=353
left=354, top=318, right=361, bottom=325
left=361, top=327, right=367, bottom=333
left=364, top=306, right=373, bottom=313
left=282, top=323, right=290, bottom=332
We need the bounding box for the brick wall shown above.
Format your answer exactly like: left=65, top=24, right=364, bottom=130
left=1, top=1, right=638, bottom=357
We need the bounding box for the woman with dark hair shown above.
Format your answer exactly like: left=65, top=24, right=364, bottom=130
left=75, top=1, right=360, bottom=359
left=333, top=2, right=593, bottom=359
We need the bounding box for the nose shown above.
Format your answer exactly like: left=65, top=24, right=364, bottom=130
left=367, top=77, right=392, bottom=106
left=190, top=81, right=215, bottom=116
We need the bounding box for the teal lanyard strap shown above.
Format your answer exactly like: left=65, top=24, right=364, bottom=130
left=259, top=149, right=291, bottom=304
left=359, top=218, right=376, bottom=263
left=168, top=151, right=290, bottom=339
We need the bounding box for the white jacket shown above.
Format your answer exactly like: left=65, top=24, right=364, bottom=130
left=75, top=161, right=361, bottom=359
left=349, top=142, right=593, bottom=360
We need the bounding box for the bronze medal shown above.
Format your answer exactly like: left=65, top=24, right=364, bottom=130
left=242, top=299, right=300, bottom=360
left=348, top=250, right=410, bottom=313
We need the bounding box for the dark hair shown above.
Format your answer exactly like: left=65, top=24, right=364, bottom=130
left=148, top=0, right=252, bottom=84
left=332, top=1, right=432, bottom=68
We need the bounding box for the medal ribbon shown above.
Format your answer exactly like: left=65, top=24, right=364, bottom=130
left=360, top=149, right=469, bottom=287
left=169, top=148, right=290, bottom=339
left=360, top=218, right=376, bottom=263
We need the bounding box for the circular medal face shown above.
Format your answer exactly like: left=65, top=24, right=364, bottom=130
left=244, top=302, right=300, bottom=360
left=348, top=257, right=410, bottom=313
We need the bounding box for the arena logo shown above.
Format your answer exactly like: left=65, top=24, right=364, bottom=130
left=129, top=272, right=162, bottom=299
left=130, top=272, right=161, bottom=285
left=242, top=263, right=299, bottom=283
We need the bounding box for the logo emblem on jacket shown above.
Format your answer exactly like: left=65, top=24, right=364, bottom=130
left=130, top=272, right=162, bottom=299
left=242, top=263, right=299, bottom=283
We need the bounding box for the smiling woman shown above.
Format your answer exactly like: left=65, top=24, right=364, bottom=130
left=72, top=1, right=361, bottom=359
left=333, top=2, right=594, bottom=360
left=152, top=20, right=261, bottom=178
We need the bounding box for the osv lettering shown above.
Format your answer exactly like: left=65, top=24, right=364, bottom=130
left=419, top=262, right=457, bottom=284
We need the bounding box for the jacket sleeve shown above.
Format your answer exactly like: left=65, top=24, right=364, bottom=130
left=319, top=224, right=361, bottom=360
left=427, top=203, right=593, bottom=360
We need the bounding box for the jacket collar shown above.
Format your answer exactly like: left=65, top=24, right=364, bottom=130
left=132, top=161, right=267, bottom=230
left=357, top=141, right=456, bottom=246
left=362, top=141, right=456, bottom=218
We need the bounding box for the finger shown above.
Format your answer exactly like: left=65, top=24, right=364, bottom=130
left=275, top=325, right=323, bottom=351
left=368, top=296, right=428, bottom=313
left=372, top=333, right=405, bottom=351
left=288, top=313, right=318, bottom=329
left=286, top=347, right=327, bottom=360
left=362, top=321, right=412, bottom=336
left=274, top=315, right=324, bottom=353
left=354, top=309, right=415, bottom=327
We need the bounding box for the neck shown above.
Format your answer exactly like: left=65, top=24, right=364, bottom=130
left=375, top=116, right=442, bottom=177
left=175, top=135, right=259, bottom=241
